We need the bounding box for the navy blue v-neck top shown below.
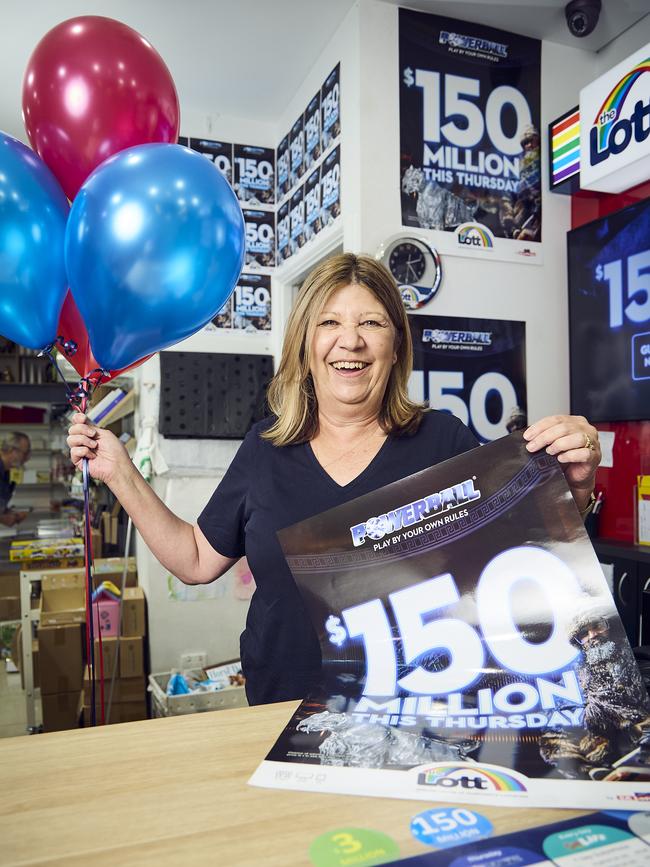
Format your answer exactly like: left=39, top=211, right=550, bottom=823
left=198, top=410, right=478, bottom=705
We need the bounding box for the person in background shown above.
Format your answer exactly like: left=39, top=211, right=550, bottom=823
left=67, top=254, right=601, bottom=706
left=0, top=432, right=31, bottom=527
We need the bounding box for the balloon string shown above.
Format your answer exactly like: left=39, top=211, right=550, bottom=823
left=42, top=344, right=108, bottom=725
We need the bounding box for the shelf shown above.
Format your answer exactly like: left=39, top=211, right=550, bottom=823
left=0, top=384, right=69, bottom=402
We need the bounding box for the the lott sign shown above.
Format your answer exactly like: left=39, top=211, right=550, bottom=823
left=579, top=42, right=650, bottom=193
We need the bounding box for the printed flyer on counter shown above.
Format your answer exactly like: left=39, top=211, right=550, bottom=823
left=399, top=9, right=542, bottom=264
left=391, top=810, right=650, bottom=865
left=249, top=434, right=650, bottom=809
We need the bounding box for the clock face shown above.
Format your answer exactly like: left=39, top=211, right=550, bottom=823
left=388, top=242, right=427, bottom=285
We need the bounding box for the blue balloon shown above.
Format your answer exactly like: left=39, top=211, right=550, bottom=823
left=65, top=143, right=245, bottom=371
left=0, top=132, right=69, bottom=350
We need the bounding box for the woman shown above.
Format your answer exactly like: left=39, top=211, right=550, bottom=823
left=68, top=253, right=601, bottom=705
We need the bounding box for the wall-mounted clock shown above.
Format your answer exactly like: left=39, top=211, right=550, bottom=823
left=375, top=235, right=442, bottom=310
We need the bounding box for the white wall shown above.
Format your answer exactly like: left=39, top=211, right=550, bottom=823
left=355, top=0, right=597, bottom=421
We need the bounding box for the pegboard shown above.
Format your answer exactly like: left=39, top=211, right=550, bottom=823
left=159, top=352, right=274, bottom=439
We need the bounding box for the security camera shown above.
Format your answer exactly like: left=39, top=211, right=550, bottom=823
left=565, top=0, right=601, bottom=38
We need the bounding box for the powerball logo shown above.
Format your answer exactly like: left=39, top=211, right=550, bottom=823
left=417, top=764, right=527, bottom=794
left=590, top=57, right=650, bottom=163
left=456, top=223, right=495, bottom=250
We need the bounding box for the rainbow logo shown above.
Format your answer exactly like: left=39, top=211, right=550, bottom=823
left=417, top=764, right=527, bottom=793
left=593, top=58, right=650, bottom=149
left=456, top=223, right=494, bottom=249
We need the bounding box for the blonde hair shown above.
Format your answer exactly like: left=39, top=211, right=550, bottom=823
left=263, top=253, right=424, bottom=446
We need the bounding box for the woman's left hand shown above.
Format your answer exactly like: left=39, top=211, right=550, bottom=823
left=523, top=415, right=601, bottom=511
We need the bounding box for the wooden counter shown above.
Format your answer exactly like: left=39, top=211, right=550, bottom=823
left=0, top=700, right=587, bottom=866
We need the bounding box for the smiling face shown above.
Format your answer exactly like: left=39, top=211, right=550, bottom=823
left=309, top=282, right=398, bottom=419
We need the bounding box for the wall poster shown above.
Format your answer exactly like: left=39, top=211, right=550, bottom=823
left=321, top=63, right=341, bottom=151
left=289, top=185, right=305, bottom=257
left=250, top=434, right=650, bottom=809
left=320, top=145, right=341, bottom=228
left=304, top=92, right=322, bottom=172
left=276, top=134, right=290, bottom=201
left=304, top=167, right=322, bottom=243
left=400, top=10, right=542, bottom=264
left=289, top=114, right=305, bottom=189
left=409, top=315, right=527, bottom=443
left=243, top=209, right=275, bottom=269
left=234, top=144, right=275, bottom=205
left=233, top=273, right=271, bottom=332
left=186, top=137, right=233, bottom=186
left=276, top=200, right=291, bottom=265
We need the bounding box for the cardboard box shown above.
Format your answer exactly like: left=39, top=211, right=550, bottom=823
left=42, top=690, right=82, bottom=732
left=0, top=571, right=20, bottom=597
left=83, top=699, right=148, bottom=725
left=93, top=636, right=144, bottom=679
left=39, top=572, right=85, bottom=625
left=83, top=667, right=146, bottom=703
left=121, top=587, right=146, bottom=637
left=0, top=596, right=20, bottom=620
left=92, top=557, right=137, bottom=589
left=38, top=623, right=83, bottom=695
left=119, top=637, right=144, bottom=678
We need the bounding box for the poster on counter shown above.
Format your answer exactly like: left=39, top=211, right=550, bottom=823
left=276, top=134, right=290, bottom=201
left=243, top=209, right=275, bottom=269
left=304, top=167, right=322, bottom=243
left=234, top=144, right=275, bottom=205
left=409, top=315, right=527, bottom=443
left=289, top=114, right=305, bottom=189
left=187, top=137, right=233, bottom=186
left=399, top=9, right=542, bottom=264
left=289, top=185, right=305, bottom=256
left=304, top=92, right=322, bottom=172
left=321, top=63, right=341, bottom=151
left=233, top=273, right=271, bottom=332
left=320, top=145, right=340, bottom=228
left=276, top=200, right=291, bottom=265
left=250, top=433, right=650, bottom=809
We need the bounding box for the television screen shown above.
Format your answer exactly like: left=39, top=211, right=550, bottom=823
left=568, top=198, right=650, bottom=423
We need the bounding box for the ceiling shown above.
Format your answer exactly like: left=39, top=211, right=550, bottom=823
left=1, top=0, right=649, bottom=142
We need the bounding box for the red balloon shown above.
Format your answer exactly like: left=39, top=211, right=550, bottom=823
left=22, top=16, right=180, bottom=200
left=57, top=291, right=151, bottom=384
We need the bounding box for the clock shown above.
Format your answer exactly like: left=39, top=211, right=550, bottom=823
left=375, top=235, right=442, bottom=310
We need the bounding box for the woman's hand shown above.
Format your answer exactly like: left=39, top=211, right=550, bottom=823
left=523, top=415, right=601, bottom=511
left=67, top=412, right=132, bottom=486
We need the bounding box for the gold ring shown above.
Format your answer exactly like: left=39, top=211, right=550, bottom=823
left=584, top=433, right=595, bottom=451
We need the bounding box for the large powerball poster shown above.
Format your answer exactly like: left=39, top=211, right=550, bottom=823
left=409, top=315, right=527, bottom=443
left=399, top=9, right=542, bottom=264
left=250, top=434, right=650, bottom=809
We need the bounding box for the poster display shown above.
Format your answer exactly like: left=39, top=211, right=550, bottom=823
left=320, top=145, right=341, bottom=228
left=304, top=92, right=322, bottom=172
left=276, top=134, right=290, bottom=201
left=409, top=315, right=527, bottom=443
left=276, top=200, right=291, bottom=265
left=322, top=63, right=341, bottom=151
left=234, top=144, right=275, bottom=205
left=399, top=10, right=542, bottom=263
left=304, top=167, right=322, bottom=243
left=289, top=114, right=305, bottom=189
left=233, top=273, right=271, bottom=332
left=250, top=434, right=650, bottom=809
left=208, top=295, right=233, bottom=330
left=243, top=209, right=275, bottom=269
left=289, top=185, right=305, bottom=257
left=187, top=137, right=233, bottom=185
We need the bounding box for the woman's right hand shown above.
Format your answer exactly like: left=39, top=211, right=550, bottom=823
left=67, top=412, right=131, bottom=486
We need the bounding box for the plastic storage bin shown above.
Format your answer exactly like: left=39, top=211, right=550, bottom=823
left=148, top=668, right=248, bottom=717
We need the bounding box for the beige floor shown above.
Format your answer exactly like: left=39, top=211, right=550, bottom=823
left=0, top=658, right=41, bottom=738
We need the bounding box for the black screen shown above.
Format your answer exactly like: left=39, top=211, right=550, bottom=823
left=568, top=198, right=650, bottom=422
